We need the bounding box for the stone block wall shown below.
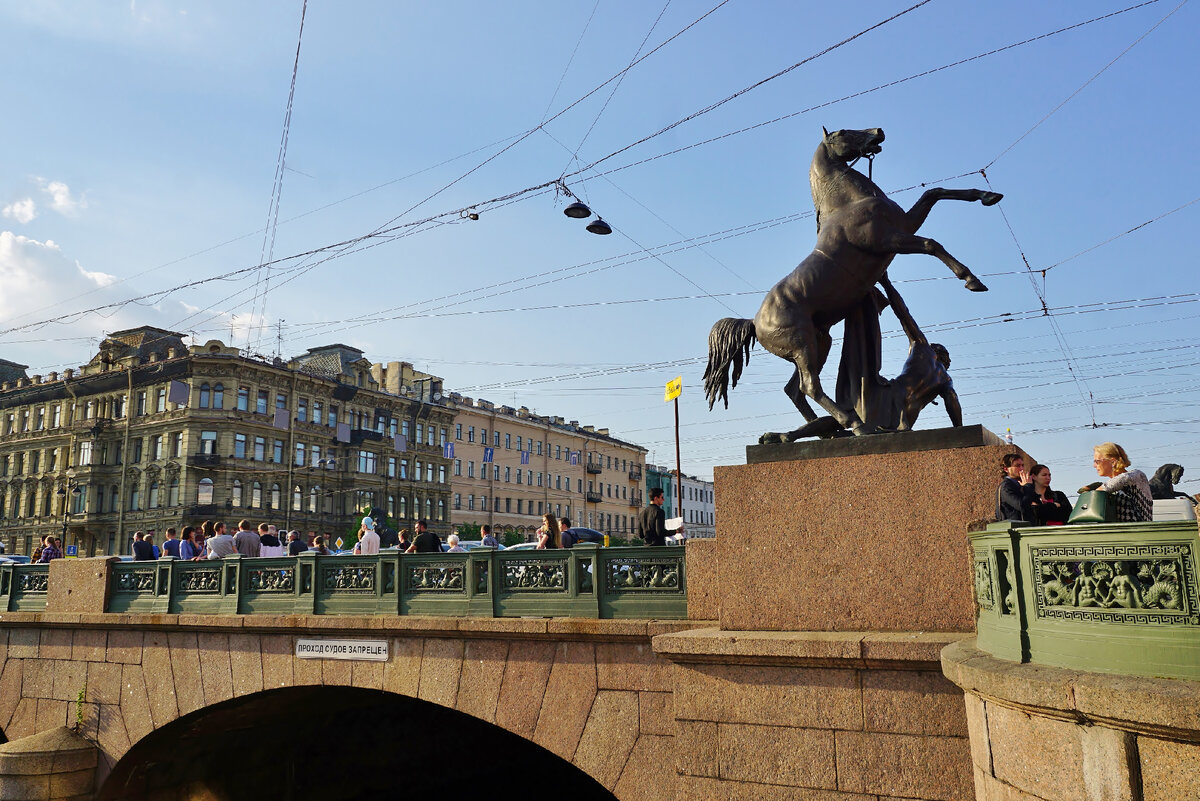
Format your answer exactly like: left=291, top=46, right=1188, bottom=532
left=943, top=639, right=1200, bottom=801
left=0, top=614, right=689, bottom=800
left=657, top=629, right=976, bottom=801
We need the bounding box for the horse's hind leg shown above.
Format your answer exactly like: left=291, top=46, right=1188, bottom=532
left=784, top=368, right=819, bottom=422
left=791, top=352, right=870, bottom=434
left=905, top=188, right=1002, bottom=230
left=878, top=231, right=988, bottom=292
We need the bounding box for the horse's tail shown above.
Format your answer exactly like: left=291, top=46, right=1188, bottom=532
left=704, top=318, right=757, bottom=410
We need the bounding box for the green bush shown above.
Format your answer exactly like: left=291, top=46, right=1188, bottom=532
left=502, top=530, right=524, bottom=547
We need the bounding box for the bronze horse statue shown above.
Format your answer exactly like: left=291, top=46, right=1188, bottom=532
left=704, top=127, right=1001, bottom=438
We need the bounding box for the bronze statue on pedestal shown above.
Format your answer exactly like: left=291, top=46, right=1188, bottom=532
left=703, top=127, right=1001, bottom=441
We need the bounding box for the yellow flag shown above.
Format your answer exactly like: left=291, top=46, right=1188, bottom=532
left=664, top=376, right=682, bottom=402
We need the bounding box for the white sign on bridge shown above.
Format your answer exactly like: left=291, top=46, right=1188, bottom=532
left=295, top=638, right=388, bottom=661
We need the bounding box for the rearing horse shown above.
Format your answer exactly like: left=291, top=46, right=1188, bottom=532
left=703, top=127, right=1001, bottom=436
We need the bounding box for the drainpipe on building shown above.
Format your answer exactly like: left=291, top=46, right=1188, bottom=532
left=283, top=370, right=299, bottom=531
left=115, top=364, right=134, bottom=554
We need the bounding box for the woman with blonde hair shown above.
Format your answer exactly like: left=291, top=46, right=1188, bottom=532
left=536, top=513, right=561, bottom=549
left=1083, top=442, right=1153, bottom=522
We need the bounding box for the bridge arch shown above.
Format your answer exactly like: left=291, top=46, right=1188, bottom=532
left=0, top=622, right=674, bottom=799
left=98, top=685, right=618, bottom=800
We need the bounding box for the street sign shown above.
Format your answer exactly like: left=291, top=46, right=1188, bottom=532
left=483, top=447, right=494, bottom=464
left=664, top=376, right=683, bottom=402
left=65, top=545, right=78, bottom=558
left=335, top=537, right=344, bottom=551
left=443, top=442, right=455, bottom=459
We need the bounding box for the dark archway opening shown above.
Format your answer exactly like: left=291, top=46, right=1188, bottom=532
left=98, top=686, right=618, bottom=801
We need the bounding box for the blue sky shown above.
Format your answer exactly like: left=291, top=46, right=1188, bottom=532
left=1, top=0, right=1196, bottom=497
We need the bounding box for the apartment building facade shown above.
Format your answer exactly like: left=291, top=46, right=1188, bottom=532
left=645, top=464, right=716, bottom=538
left=447, top=395, right=647, bottom=540
left=0, top=327, right=453, bottom=557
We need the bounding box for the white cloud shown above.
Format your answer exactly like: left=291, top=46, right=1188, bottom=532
left=1, top=198, right=36, bottom=224
left=35, top=178, right=87, bottom=216
left=0, top=231, right=198, bottom=371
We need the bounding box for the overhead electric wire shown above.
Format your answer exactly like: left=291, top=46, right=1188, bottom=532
left=248, top=0, right=309, bottom=351
left=0, top=1, right=1156, bottom=343
left=540, top=0, right=602, bottom=124
left=560, top=0, right=673, bottom=174
left=574, top=1, right=1166, bottom=186
left=982, top=0, right=1188, bottom=171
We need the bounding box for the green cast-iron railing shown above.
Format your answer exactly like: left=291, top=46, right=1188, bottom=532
left=0, top=563, right=50, bottom=612
left=102, top=545, right=686, bottom=619
left=970, top=520, right=1199, bottom=681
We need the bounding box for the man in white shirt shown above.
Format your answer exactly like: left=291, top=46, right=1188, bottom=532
left=355, top=516, right=381, bottom=555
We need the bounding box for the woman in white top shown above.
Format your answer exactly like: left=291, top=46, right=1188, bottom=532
left=1085, top=442, right=1153, bottom=522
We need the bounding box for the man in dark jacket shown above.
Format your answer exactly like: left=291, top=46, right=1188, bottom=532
left=638, top=488, right=670, bottom=547
left=131, top=531, right=155, bottom=561
left=996, top=453, right=1030, bottom=521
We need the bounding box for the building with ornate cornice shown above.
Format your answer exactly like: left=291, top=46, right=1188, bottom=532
left=446, top=395, right=647, bottom=541
left=0, top=327, right=453, bottom=557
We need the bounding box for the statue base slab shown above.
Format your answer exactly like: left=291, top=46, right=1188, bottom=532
left=715, top=425, right=1029, bottom=632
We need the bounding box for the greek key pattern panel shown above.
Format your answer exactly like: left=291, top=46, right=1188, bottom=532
left=408, top=564, right=465, bottom=593
left=502, top=559, right=566, bottom=592
left=115, top=569, right=156, bottom=594
left=177, top=569, right=221, bottom=594
left=1031, top=542, right=1197, bottom=626
left=606, top=556, right=683, bottom=593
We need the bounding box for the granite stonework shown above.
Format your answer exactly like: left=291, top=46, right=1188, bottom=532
left=715, top=426, right=1029, bottom=632
left=942, top=639, right=1200, bottom=801
left=657, top=628, right=976, bottom=801
left=0, top=615, right=686, bottom=801
left=0, top=725, right=97, bottom=801
left=45, top=557, right=120, bottom=615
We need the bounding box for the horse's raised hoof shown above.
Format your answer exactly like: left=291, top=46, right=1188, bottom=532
left=849, top=423, right=882, bottom=436
left=759, top=432, right=786, bottom=445
left=964, top=276, right=988, bottom=292
left=980, top=191, right=1003, bottom=206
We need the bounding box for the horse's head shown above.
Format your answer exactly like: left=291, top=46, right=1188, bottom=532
left=821, top=127, right=885, bottom=163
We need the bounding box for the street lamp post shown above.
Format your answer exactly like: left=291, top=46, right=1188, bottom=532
left=57, top=468, right=82, bottom=552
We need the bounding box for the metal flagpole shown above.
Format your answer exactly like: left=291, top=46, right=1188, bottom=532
left=664, top=376, right=683, bottom=531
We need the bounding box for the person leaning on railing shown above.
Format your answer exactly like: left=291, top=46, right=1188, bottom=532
left=1079, top=442, right=1153, bottom=522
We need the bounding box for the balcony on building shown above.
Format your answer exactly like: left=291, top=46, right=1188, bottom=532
left=188, top=453, right=222, bottom=468
left=585, top=491, right=603, bottom=503
left=585, top=462, right=602, bottom=474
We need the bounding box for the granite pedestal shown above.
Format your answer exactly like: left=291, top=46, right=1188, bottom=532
left=713, top=425, right=1029, bottom=632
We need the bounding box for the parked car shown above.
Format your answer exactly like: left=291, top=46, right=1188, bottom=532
left=562, top=527, right=605, bottom=546
left=1152, top=498, right=1197, bottom=521
left=3, top=554, right=32, bottom=564
left=456, top=540, right=505, bottom=551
